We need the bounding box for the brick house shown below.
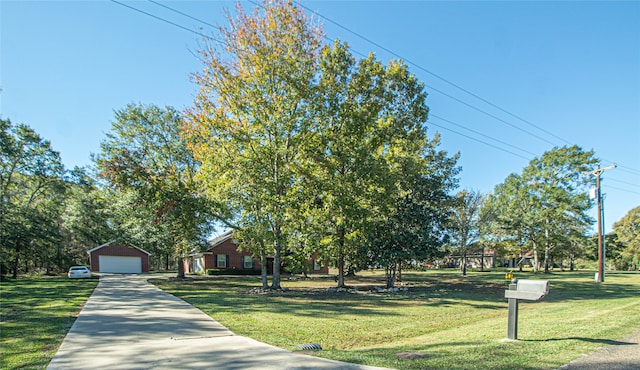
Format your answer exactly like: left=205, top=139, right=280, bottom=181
left=88, top=241, right=151, bottom=273
left=188, top=231, right=329, bottom=274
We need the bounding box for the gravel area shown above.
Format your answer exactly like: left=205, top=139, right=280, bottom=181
left=559, top=327, right=640, bottom=370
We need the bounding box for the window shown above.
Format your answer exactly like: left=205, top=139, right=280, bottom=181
left=216, top=255, right=227, bottom=268
left=243, top=256, right=253, bottom=269
left=313, top=259, right=322, bottom=271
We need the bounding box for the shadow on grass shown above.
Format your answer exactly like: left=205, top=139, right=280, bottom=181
left=1, top=278, right=98, bottom=369
left=152, top=277, right=402, bottom=318
left=523, top=337, right=637, bottom=345
left=320, top=339, right=568, bottom=370
left=151, top=270, right=640, bottom=319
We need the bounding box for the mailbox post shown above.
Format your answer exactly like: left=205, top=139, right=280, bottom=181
left=506, top=280, right=519, bottom=340
left=504, top=278, right=549, bottom=340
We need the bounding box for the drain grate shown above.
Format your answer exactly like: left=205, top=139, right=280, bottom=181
left=292, top=343, right=322, bottom=351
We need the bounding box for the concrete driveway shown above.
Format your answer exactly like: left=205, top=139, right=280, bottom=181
left=47, top=274, right=387, bottom=370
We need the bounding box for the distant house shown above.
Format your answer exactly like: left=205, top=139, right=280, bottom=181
left=88, top=241, right=151, bottom=274
left=449, top=245, right=496, bottom=269
left=187, top=231, right=329, bottom=275
left=499, top=251, right=534, bottom=269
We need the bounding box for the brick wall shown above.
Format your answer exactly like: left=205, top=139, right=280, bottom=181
left=208, top=240, right=262, bottom=270
left=205, top=240, right=329, bottom=274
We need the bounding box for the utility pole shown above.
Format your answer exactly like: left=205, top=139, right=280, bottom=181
left=584, top=163, right=616, bottom=283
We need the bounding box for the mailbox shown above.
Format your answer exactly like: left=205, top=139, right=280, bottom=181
left=504, top=279, right=549, bottom=301
left=504, top=278, right=550, bottom=340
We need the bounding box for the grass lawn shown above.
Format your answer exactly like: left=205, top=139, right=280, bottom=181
left=0, top=276, right=98, bottom=370
left=152, top=270, right=640, bottom=370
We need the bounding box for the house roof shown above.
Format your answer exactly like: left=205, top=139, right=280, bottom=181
left=187, top=231, right=235, bottom=257
left=87, top=240, right=152, bottom=256
left=207, top=230, right=234, bottom=250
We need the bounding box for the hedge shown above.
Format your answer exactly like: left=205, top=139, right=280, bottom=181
left=206, top=268, right=262, bottom=276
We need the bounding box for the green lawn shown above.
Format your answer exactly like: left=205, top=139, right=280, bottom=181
left=152, top=270, right=640, bottom=370
left=0, top=276, right=98, bottom=370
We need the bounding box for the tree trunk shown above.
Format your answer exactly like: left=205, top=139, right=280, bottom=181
left=569, top=254, right=575, bottom=271
left=532, top=239, right=539, bottom=273
left=544, top=223, right=550, bottom=274
left=346, top=264, right=357, bottom=277
left=336, top=228, right=346, bottom=288
left=260, top=251, right=269, bottom=290
left=176, top=256, right=185, bottom=278
left=386, top=264, right=396, bottom=289
left=337, top=255, right=345, bottom=288
left=271, top=248, right=281, bottom=290
left=462, top=250, right=467, bottom=276
left=12, top=254, right=19, bottom=279
left=397, top=261, right=402, bottom=283
left=480, top=247, right=485, bottom=272
left=271, top=223, right=282, bottom=290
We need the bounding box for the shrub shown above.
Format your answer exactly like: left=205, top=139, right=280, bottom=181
left=206, top=268, right=262, bottom=276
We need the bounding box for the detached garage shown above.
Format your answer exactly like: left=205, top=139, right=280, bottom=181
left=88, top=241, right=151, bottom=274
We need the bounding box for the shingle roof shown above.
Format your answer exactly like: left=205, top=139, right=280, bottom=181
left=86, top=240, right=151, bottom=255
left=207, top=230, right=234, bottom=249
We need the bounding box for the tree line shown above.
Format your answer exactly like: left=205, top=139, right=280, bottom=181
left=2, top=0, right=638, bottom=282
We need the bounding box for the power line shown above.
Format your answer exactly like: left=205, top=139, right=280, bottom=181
left=296, top=1, right=571, bottom=146
left=426, top=86, right=557, bottom=146
left=242, top=0, right=553, bottom=159
left=117, top=0, right=536, bottom=164
left=111, top=0, right=219, bottom=43
left=148, top=0, right=218, bottom=30
left=119, top=0, right=640, bottom=179
left=606, top=185, right=640, bottom=196
left=429, top=114, right=538, bottom=158
left=614, top=165, right=640, bottom=177
left=427, top=119, right=531, bottom=161
left=247, top=0, right=558, bottom=146
left=429, top=117, right=640, bottom=189
left=606, top=177, right=640, bottom=188
left=295, top=1, right=640, bottom=176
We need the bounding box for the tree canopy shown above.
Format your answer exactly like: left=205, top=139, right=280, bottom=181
left=448, top=190, right=485, bottom=275
left=185, top=0, right=323, bottom=289
left=612, top=205, right=640, bottom=270
left=96, top=103, right=213, bottom=277
left=1, top=119, right=67, bottom=277
left=483, top=145, right=597, bottom=272
left=185, top=0, right=459, bottom=288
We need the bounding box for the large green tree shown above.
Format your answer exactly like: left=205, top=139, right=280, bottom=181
left=297, top=40, right=460, bottom=288
left=483, top=173, right=540, bottom=271
left=367, top=149, right=458, bottom=288
left=96, top=103, right=213, bottom=278
left=485, top=146, right=597, bottom=272
left=1, top=119, right=66, bottom=277
left=523, top=146, right=596, bottom=273
left=613, top=205, right=640, bottom=270
left=448, top=190, right=485, bottom=276
left=298, top=42, right=389, bottom=288
left=58, top=167, right=112, bottom=268
left=185, top=0, right=323, bottom=289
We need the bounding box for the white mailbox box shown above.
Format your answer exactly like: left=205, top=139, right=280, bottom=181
left=504, top=279, right=549, bottom=301
left=504, top=278, right=550, bottom=340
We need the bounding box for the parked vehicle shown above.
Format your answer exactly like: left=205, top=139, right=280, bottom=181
left=68, top=266, right=92, bottom=279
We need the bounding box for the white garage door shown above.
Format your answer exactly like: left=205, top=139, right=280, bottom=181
left=99, top=256, right=142, bottom=274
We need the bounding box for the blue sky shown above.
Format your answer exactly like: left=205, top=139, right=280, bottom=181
left=1, top=0, right=639, bottom=233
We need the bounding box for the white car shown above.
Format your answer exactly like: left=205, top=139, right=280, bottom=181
left=68, top=266, right=92, bottom=278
